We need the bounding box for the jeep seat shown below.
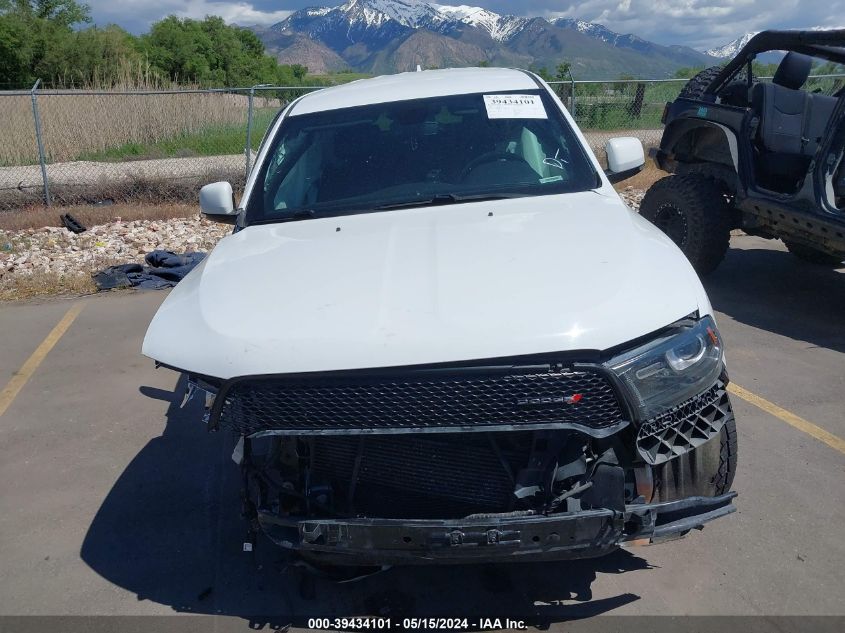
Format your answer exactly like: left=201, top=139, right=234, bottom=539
left=751, top=52, right=838, bottom=189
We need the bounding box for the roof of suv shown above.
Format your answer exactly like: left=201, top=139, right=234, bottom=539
left=289, top=67, right=539, bottom=116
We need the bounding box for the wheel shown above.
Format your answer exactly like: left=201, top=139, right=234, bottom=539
left=675, top=162, right=737, bottom=199
left=652, top=411, right=738, bottom=502
left=678, top=66, right=724, bottom=100
left=639, top=174, right=732, bottom=274
left=714, top=415, right=738, bottom=496
left=784, top=241, right=844, bottom=267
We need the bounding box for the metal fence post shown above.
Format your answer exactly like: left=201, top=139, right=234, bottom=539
left=569, top=69, right=576, bottom=119
left=245, top=86, right=255, bottom=180
left=30, top=79, right=51, bottom=206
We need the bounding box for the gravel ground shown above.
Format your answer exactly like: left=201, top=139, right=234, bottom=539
left=618, top=186, right=644, bottom=211
left=1, top=188, right=645, bottom=294
left=0, top=216, right=230, bottom=281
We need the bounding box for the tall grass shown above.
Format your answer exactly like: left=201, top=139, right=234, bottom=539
left=0, top=92, right=250, bottom=166
left=76, top=108, right=278, bottom=161
left=0, top=66, right=285, bottom=166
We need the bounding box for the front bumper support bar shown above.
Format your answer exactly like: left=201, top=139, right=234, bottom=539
left=257, top=492, right=737, bottom=565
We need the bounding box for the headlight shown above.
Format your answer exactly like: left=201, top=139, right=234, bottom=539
left=605, top=315, right=723, bottom=420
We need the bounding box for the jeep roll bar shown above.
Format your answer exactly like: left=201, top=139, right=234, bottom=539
left=705, top=29, right=845, bottom=96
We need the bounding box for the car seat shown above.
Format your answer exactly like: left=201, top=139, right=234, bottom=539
left=751, top=52, right=838, bottom=191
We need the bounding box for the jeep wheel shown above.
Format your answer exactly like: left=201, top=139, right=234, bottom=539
left=678, top=66, right=724, bottom=100
left=784, top=241, right=844, bottom=267
left=639, top=174, right=731, bottom=274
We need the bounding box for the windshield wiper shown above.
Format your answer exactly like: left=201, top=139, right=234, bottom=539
left=251, top=209, right=319, bottom=225
left=373, top=192, right=526, bottom=211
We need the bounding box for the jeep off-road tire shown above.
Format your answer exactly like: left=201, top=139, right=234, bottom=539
left=675, top=162, right=738, bottom=198
left=678, top=66, right=724, bottom=100
left=639, top=174, right=732, bottom=274
left=784, top=241, right=844, bottom=267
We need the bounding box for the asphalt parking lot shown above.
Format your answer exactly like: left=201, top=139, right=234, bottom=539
left=0, top=234, right=843, bottom=630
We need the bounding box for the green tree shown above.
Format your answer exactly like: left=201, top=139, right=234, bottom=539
left=0, top=5, right=313, bottom=88
left=554, top=62, right=571, bottom=81
left=0, top=9, right=32, bottom=86
left=140, top=16, right=306, bottom=87
left=531, top=66, right=552, bottom=81
left=27, top=0, right=89, bottom=26
left=0, top=0, right=91, bottom=86
left=291, top=63, right=307, bottom=82
left=42, top=24, right=140, bottom=85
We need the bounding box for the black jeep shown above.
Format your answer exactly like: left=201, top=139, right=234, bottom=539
left=643, top=30, right=845, bottom=273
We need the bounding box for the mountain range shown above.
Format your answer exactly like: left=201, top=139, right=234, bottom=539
left=705, top=32, right=784, bottom=65
left=253, top=0, right=721, bottom=78
left=705, top=32, right=759, bottom=59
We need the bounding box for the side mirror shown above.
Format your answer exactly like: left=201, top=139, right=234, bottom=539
left=200, top=181, right=237, bottom=224
left=604, top=137, right=645, bottom=184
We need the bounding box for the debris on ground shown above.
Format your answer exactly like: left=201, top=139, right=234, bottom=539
left=93, top=250, right=207, bottom=290
left=60, top=213, right=87, bottom=234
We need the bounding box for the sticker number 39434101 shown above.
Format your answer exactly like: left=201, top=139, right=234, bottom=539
left=483, top=94, right=548, bottom=119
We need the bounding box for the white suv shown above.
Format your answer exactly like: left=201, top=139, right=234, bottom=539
left=143, top=67, right=737, bottom=567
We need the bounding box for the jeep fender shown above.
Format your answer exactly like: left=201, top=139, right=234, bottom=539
left=658, top=120, right=738, bottom=173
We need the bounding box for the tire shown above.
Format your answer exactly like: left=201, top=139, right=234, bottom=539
left=639, top=174, right=732, bottom=274
left=678, top=66, right=724, bottom=100
left=713, top=415, right=738, bottom=495
left=784, top=241, right=844, bottom=267
left=651, top=411, right=737, bottom=502
left=675, top=162, right=737, bottom=198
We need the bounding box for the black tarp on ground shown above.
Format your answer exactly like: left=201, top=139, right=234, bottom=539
left=93, top=251, right=206, bottom=290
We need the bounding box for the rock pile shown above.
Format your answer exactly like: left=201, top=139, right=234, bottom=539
left=1, top=215, right=231, bottom=279
left=618, top=186, right=644, bottom=211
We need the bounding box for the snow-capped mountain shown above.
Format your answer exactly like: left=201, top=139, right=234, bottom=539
left=274, top=1, right=530, bottom=43
left=433, top=4, right=529, bottom=42
left=705, top=32, right=758, bottom=58
left=706, top=27, right=845, bottom=60
left=554, top=18, right=631, bottom=45
left=259, top=0, right=716, bottom=78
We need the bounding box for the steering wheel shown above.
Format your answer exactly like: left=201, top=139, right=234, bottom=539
left=460, top=152, right=530, bottom=182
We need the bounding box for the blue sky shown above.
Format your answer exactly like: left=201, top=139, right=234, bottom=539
left=84, top=0, right=840, bottom=50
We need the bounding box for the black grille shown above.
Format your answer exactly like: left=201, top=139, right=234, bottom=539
left=214, top=366, right=625, bottom=436
left=637, top=381, right=732, bottom=465
left=310, top=433, right=533, bottom=519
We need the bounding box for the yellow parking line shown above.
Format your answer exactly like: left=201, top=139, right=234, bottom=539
left=728, top=382, right=845, bottom=456
left=0, top=302, right=85, bottom=418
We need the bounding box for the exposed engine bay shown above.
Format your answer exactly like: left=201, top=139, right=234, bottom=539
left=205, top=366, right=737, bottom=566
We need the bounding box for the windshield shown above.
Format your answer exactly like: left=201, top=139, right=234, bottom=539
left=246, top=90, right=598, bottom=224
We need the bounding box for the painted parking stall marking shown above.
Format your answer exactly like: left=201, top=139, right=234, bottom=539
left=0, top=302, right=84, bottom=418
left=729, top=382, right=845, bottom=456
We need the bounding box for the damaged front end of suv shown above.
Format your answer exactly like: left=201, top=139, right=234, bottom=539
left=175, top=315, right=736, bottom=566
left=143, top=68, right=737, bottom=566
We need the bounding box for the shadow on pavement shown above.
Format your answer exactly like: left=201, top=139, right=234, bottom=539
left=81, top=376, right=650, bottom=628
left=705, top=241, right=845, bottom=353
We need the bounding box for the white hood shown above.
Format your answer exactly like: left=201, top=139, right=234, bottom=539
left=142, top=192, right=711, bottom=379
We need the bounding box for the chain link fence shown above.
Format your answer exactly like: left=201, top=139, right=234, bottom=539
left=2, top=75, right=844, bottom=211
left=550, top=78, right=688, bottom=164
left=0, top=85, right=320, bottom=210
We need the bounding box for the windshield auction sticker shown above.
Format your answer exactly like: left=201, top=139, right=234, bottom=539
left=483, top=94, right=547, bottom=119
